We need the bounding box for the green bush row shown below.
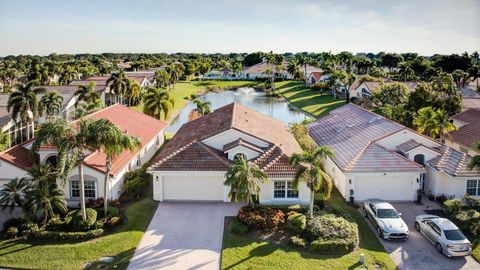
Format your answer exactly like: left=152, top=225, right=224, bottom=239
left=35, top=229, right=104, bottom=240
left=304, top=214, right=358, bottom=246
left=309, top=238, right=357, bottom=253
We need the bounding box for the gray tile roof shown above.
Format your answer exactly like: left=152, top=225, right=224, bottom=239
left=397, top=139, right=422, bottom=153
left=427, top=146, right=480, bottom=177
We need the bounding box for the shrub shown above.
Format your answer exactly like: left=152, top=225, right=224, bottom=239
left=35, top=229, right=103, bottom=240
left=230, top=218, right=248, bottom=235
left=109, top=199, right=121, bottom=208
left=68, top=208, right=98, bottom=231
left=435, top=194, right=447, bottom=204
left=20, top=223, right=39, bottom=238
left=3, top=218, right=23, bottom=232
left=237, top=206, right=285, bottom=230
left=443, top=199, right=463, bottom=217
left=287, top=213, right=306, bottom=234
left=463, top=195, right=480, bottom=210
left=455, top=210, right=480, bottom=231
left=289, top=236, right=306, bottom=248
left=94, top=219, right=105, bottom=230
left=304, top=214, right=358, bottom=244
left=470, top=221, right=480, bottom=236
left=123, top=170, right=146, bottom=197
left=264, top=204, right=308, bottom=214
left=105, top=216, right=121, bottom=229
left=6, top=227, right=18, bottom=239
left=310, top=82, right=329, bottom=92
left=45, top=217, right=70, bottom=231
left=309, top=238, right=356, bottom=253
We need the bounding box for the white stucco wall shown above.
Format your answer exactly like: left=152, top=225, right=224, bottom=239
left=323, top=156, right=348, bottom=198
left=258, top=179, right=310, bottom=205
left=0, top=161, right=29, bottom=188
left=425, top=164, right=480, bottom=199
left=405, top=146, right=440, bottom=163
left=202, top=129, right=269, bottom=151
left=376, top=129, right=440, bottom=151
left=226, top=146, right=260, bottom=160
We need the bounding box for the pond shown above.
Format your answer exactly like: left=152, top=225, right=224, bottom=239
left=165, top=87, right=312, bottom=133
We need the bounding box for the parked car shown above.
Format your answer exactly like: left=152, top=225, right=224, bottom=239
left=363, top=199, right=409, bottom=240
left=415, top=215, right=472, bottom=257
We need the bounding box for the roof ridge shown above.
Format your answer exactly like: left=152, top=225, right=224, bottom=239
left=230, top=103, right=237, bottom=128
left=375, top=143, right=425, bottom=169
left=345, top=141, right=372, bottom=170
left=262, top=150, right=284, bottom=170
left=453, top=151, right=467, bottom=176
left=197, top=141, right=231, bottom=166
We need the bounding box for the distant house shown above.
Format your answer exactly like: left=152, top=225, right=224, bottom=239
left=200, top=68, right=242, bottom=80
left=446, top=108, right=480, bottom=155
left=242, top=61, right=292, bottom=80
left=306, top=71, right=330, bottom=85
left=0, top=104, right=167, bottom=205
left=349, top=79, right=416, bottom=99
left=309, top=104, right=480, bottom=202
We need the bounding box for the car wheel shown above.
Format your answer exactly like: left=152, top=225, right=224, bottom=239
left=377, top=227, right=383, bottom=238
left=436, top=243, right=442, bottom=254
left=415, top=222, right=420, bottom=232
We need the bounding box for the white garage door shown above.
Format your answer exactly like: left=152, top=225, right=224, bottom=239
left=162, top=175, right=225, bottom=201
left=355, top=176, right=413, bottom=201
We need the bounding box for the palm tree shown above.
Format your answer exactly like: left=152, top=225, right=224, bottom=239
left=143, top=87, right=174, bottom=120
left=107, top=70, right=130, bottom=104
left=0, top=178, right=30, bottom=214
left=93, top=119, right=141, bottom=216
left=398, top=61, right=414, bottom=82
left=33, top=118, right=101, bottom=220
left=39, top=91, right=64, bottom=119
left=413, top=107, right=456, bottom=141
left=224, top=156, right=269, bottom=206
left=126, top=79, right=142, bottom=106
left=289, top=146, right=335, bottom=217
left=0, top=130, right=10, bottom=151
left=25, top=182, right=68, bottom=224
left=298, top=54, right=309, bottom=86
left=468, top=143, right=480, bottom=170
left=155, top=69, right=171, bottom=89
left=75, top=82, right=102, bottom=109
left=193, top=98, right=212, bottom=116
left=287, top=59, right=300, bottom=81
left=7, top=80, right=46, bottom=127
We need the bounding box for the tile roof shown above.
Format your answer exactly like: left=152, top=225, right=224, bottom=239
left=448, top=108, right=480, bottom=148
left=81, top=104, right=167, bottom=176
left=0, top=143, right=36, bottom=170
left=223, top=138, right=265, bottom=153
left=309, top=72, right=322, bottom=81
left=427, top=146, right=480, bottom=177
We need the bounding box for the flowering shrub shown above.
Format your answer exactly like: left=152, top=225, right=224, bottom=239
left=237, top=206, right=285, bottom=230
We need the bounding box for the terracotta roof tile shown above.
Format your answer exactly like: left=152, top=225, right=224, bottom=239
left=0, top=143, right=36, bottom=170
left=449, top=108, right=480, bottom=148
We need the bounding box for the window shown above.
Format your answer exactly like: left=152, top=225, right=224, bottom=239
left=274, top=181, right=299, bottom=199
left=466, top=179, right=480, bottom=196
left=70, top=180, right=96, bottom=198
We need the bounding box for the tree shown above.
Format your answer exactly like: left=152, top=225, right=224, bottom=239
left=193, top=98, right=212, bottom=116
left=7, top=80, right=46, bottom=126
left=93, top=119, right=141, bottom=216
left=155, top=69, right=171, bottom=89
left=335, top=70, right=356, bottom=103
left=0, top=178, right=30, bottom=214
left=298, top=54, right=309, bottom=86
left=106, top=70, right=130, bottom=104
left=126, top=79, right=142, bottom=106
left=243, top=52, right=264, bottom=67
left=75, top=82, right=102, bottom=109
left=371, top=83, right=410, bottom=107
left=398, top=61, right=415, bottom=82
left=33, top=118, right=102, bottom=220
left=451, top=69, right=469, bottom=89
left=25, top=182, right=68, bottom=225
left=143, top=87, right=174, bottom=120
left=413, top=107, right=456, bottom=141
left=0, top=130, right=10, bottom=151
left=39, top=91, right=64, bottom=119
left=224, top=156, right=268, bottom=206
left=287, top=59, right=300, bottom=80
left=289, top=146, right=334, bottom=217
left=468, top=143, right=480, bottom=171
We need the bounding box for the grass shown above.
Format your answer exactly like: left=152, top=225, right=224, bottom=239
left=0, top=187, right=158, bottom=270
left=221, top=189, right=396, bottom=270
left=274, top=81, right=345, bottom=117
left=473, top=240, right=480, bottom=262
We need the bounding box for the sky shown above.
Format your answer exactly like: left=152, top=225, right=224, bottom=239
left=0, top=0, right=479, bottom=56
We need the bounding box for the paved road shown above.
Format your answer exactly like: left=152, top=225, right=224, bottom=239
left=363, top=201, right=479, bottom=270
left=127, top=202, right=242, bottom=270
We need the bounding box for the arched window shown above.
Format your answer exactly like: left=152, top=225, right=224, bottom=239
left=414, top=154, right=425, bottom=166
left=234, top=153, right=247, bottom=161
left=46, top=155, right=58, bottom=167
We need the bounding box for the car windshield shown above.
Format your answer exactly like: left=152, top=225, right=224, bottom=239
left=444, top=229, right=466, bottom=241
left=377, top=209, right=399, bottom=218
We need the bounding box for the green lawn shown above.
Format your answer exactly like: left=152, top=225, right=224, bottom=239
left=0, top=188, right=158, bottom=270
left=473, top=240, right=480, bottom=262
left=275, top=81, right=345, bottom=117
left=221, top=189, right=396, bottom=270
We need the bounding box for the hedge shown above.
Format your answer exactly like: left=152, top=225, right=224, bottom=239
left=305, top=214, right=358, bottom=243
left=68, top=208, right=97, bottom=231
left=35, top=229, right=104, bottom=240
left=443, top=199, right=463, bottom=217
left=309, top=238, right=356, bottom=253
left=289, top=236, right=306, bottom=248
left=287, top=213, right=306, bottom=234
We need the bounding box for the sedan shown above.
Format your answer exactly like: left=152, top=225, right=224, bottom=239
left=363, top=199, right=409, bottom=240
left=415, top=215, right=472, bottom=257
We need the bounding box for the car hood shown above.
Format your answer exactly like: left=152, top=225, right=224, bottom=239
left=378, top=218, right=408, bottom=232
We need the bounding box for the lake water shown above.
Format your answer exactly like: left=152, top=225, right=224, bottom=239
left=165, top=87, right=312, bottom=133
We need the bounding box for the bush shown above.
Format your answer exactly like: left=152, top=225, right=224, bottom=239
left=123, top=170, right=146, bottom=197
left=237, top=206, right=285, bottom=230
left=6, top=227, right=18, bottom=239
left=45, top=217, right=70, bottom=231
left=310, top=82, right=329, bottom=92
left=435, top=194, right=447, bottom=204
left=289, top=236, right=306, bottom=248
left=455, top=210, right=480, bottom=231
left=287, top=213, right=306, bottom=234
left=68, top=208, right=98, bottom=231
left=304, top=214, right=358, bottom=245
left=230, top=218, right=248, bottom=235
left=35, top=229, right=103, bottom=240
left=20, top=223, right=39, bottom=238
left=105, top=216, right=121, bottom=229
left=3, top=218, right=23, bottom=232
left=309, top=238, right=356, bottom=253
left=470, top=222, right=480, bottom=236
left=443, top=199, right=463, bottom=217
left=110, top=199, right=121, bottom=208
left=264, top=204, right=309, bottom=214
left=463, top=195, right=480, bottom=210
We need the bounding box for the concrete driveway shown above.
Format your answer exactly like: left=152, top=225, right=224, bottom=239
left=127, top=202, right=242, bottom=270
left=364, top=200, right=479, bottom=270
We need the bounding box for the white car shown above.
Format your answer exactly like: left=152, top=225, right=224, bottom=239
left=415, top=215, right=472, bottom=257
left=363, top=199, right=409, bottom=240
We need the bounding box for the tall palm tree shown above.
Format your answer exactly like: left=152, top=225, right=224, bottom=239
left=0, top=178, right=30, bottom=214
left=413, top=107, right=456, bottom=141
left=7, top=80, right=46, bottom=127
left=107, top=70, right=130, bottom=104
left=468, top=143, right=480, bottom=171
left=127, top=79, right=142, bottom=106
left=0, top=130, right=10, bottom=151
left=39, top=91, right=64, bottom=119
left=155, top=69, right=171, bottom=89
left=298, top=54, right=309, bottom=87
left=142, top=87, right=174, bottom=120
left=193, top=98, right=212, bottom=116
left=33, top=118, right=101, bottom=220
left=25, top=182, right=68, bottom=225
left=289, top=146, right=335, bottom=217
left=75, top=82, right=102, bottom=109
left=224, top=156, right=269, bottom=206
left=93, top=119, right=141, bottom=216
left=287, top=59, right=300, bottom=80
left=398, top=61, right=415, bottom=82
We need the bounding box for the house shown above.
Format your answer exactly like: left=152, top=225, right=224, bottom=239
left=242, top=61, right=292, bottom=80
left=306, top=71, right=330, bottom=85
left=0, top=94, right=35, bottom=148
left=0, top=104, right=167, bottom=205
left=308, top=104, right=480, bottom=202
left=148, top=102, right=310, bottom=204
left=446, top=108, right=480, bottom=155
left=200, top=68, right=242, bottom=80
left=349, top=79, right=416, bottom=99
